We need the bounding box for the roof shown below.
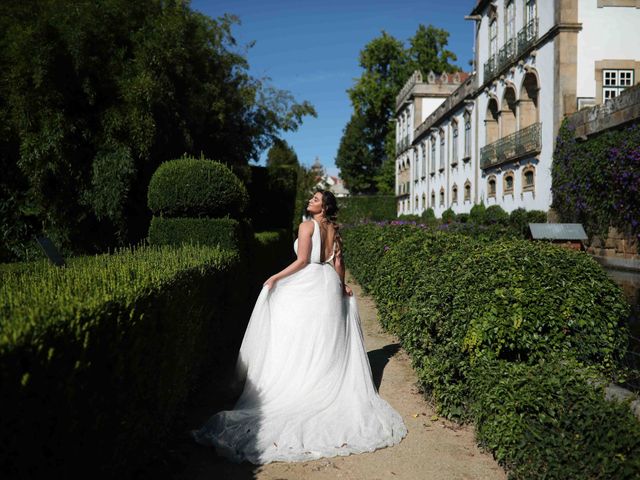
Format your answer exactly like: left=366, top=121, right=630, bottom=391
left=529, top=223, right=588, bottom=241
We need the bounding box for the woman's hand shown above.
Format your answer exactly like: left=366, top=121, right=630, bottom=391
left=264, top=276, right=277, bottom=290
left=343, top=284, right=353, bottom=296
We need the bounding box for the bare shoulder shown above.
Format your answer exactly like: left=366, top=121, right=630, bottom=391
left=298, top=220, right=314, bottom=236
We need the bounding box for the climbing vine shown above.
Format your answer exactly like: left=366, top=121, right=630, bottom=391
left=552, top=119, right=640, bottom=241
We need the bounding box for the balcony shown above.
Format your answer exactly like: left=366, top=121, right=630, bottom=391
left=483, top=18, right=538, bottom=83
left=480, top=122, right=541, bottom=169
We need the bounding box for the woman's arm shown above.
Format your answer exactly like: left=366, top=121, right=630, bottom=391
left=263, top=221, right=314, bottom=289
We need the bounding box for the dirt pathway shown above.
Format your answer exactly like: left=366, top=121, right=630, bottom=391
left=169, top=274, right=507, bottom=480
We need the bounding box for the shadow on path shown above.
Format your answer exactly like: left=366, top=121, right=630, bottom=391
left=367, top=343, right=401, bottom=391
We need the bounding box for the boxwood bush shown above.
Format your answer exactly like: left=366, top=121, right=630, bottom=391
left=147, top=157, right=249, bottom=218
left=337, top=195, right=396, bottom=225
left=0, top=244, right=248, bottom=478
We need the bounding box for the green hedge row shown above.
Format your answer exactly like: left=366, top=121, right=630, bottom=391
left=337, top=195, right=396, bottom=225
left=343, top=223, right=638, bottom=478
left=0, top=244, right=248, bottom=478
left=148, top=216, right=241, bottom=251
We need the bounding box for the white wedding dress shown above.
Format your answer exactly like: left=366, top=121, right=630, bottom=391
left=191, top=218, right=407, bottom=464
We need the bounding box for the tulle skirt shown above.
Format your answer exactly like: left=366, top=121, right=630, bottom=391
left=191, top=263, right=407, bottom=464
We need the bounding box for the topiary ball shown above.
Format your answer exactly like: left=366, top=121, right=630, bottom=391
left=147, top=157, right=249, bottom=218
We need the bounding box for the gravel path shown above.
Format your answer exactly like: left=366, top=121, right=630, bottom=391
left=168, top=274, right=507, bottom=480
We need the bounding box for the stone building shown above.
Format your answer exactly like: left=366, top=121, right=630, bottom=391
left=395, top=0, right=640, bottom=217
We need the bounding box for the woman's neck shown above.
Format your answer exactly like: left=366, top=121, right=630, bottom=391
left=312, top=213, right=325, bottom=224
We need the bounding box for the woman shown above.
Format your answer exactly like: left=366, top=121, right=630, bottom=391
left=191, top=190, right=407, bottom=464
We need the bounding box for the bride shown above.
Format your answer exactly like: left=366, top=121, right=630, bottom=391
left=191, top=190, right=407, bottom=464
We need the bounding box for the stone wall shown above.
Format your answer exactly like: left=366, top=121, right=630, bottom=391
left=586, top=227, right=639, bottom=261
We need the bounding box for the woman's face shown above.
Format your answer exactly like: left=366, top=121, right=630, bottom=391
left=307, top=192, right=323, bottom=215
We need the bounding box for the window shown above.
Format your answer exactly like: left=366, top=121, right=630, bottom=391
left=452, top=184, right=458, bottom=204
left=488, top=176, right=497, bottom=197
left=523, top=166, right=535, bottom=192
left=603, top=69, right=634, bottom=100
left=504, top=172, right=514, bottom=194
left=421, top=143, right=427, bottom=177
left=526, top=0, right=537, bottom=25
left=439, top=131, right=445, bottom=171
left=489, top=19, right=498, bottom=59
left=430, top=137, right=436, bottom=173
left=452, top=122, right=458, bottom=165
left=431, top=190, right=436, bottom=206
left=506, top=1, right=515, bottom=41
left=439, top=188, right=445, bottom=206
left=464, top=114, right=471, bottom=159
left=464, top=181, right=471, bottom=202
left=422, top=193, right=426, bottom=209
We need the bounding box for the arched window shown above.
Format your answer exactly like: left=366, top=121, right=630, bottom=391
left=506, top=1, right=515, bottom=42
left=421, top=142, right=427, bottom=177
left=488, top=176, right=497, bottom=198
left=422, top=193, right=426, bottom=209
left=464, top=180, right=471, bottom=202
left=452, top=184, right=458, bottom=204
left=452, top=121, right=459, bottom=165
left=486, top=98, right=499, bottom=145
left=439, top=187, right=445, bottom=206
left=489, top=19, right=498, bottom=59
left=526, top=0, right=537, bottom=25
left=439, top=130, right=445, bottom=171
left=430, top=137, right=436, bottom=173
left=431, top=190, right=436, bottom=206
left=504, top=171, right=515, bottom=194
left=501, top=87, right=517, bottom=137
left=523, top=166, right=535, bottom=192
left=464, top=112, right=471, bottom=159
left=520, top=71, right=539, bottom=129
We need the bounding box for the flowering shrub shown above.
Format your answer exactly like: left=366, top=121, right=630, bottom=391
left=552, top=119, right=640, bottom=241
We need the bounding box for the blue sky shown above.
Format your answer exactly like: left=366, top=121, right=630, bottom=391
left=191, top=0, right=475, bottom=176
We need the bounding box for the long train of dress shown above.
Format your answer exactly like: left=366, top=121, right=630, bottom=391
left=191, top=219, right=407, bottom=464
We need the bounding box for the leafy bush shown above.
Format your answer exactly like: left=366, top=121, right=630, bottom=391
left=552, top=118, right=640, bottom=240
left=469, top=202, right=486, bottom=223
left=456, top=213, right=469, bottom=223
left=509, top=208, right=548, bottom=237
left=484, top=205, right=509, bottom=225
left=343, top=222, right=636, bottom=476
left=441, top=208, right=456, bottom=224
left=470, top=357, right=640, bottom=479
left=337, top=195, right=396, bottom=224
left=0, top=244, right=247, bottom=478
left=148, top=216, right=240, bottom=251
left=147, top=157, right=249, bottom=218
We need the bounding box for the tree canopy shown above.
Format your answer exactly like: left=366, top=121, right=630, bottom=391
left=267, top=138, right=299, bottom=167
left=0, top=0, right=315, bottom=261
left=337, top=24, right=458, bottom=194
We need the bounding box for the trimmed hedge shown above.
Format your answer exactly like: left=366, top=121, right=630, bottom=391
left=337, top=195, right=396, bottom=224
left=147, top=157, right=249, bottom=218
left=342, top=222, right=637, bottom=477
left=244, top=165, right=297, bottom=232
left=148, top=216, right=240, bottom=251
left=470, top=357, right=640, bottom=479
left=0, top=244, right=248, bottom=478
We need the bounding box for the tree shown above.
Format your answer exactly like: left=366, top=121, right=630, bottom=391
left=337, top=24, right=458, bottom=195
left=0, top=0, right=315, bottom=261
left=407, top=24, right=459, bottom=76
left=335, top=113, right=377, bottom=194
left=266, top=138, right=299, bottom=167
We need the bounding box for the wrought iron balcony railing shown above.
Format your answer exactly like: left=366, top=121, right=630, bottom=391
left=517, top=18, right=538, bottom=54
left=480, top=122, right=541, bottom=169
left=483, top=18, right=539, bottom=83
